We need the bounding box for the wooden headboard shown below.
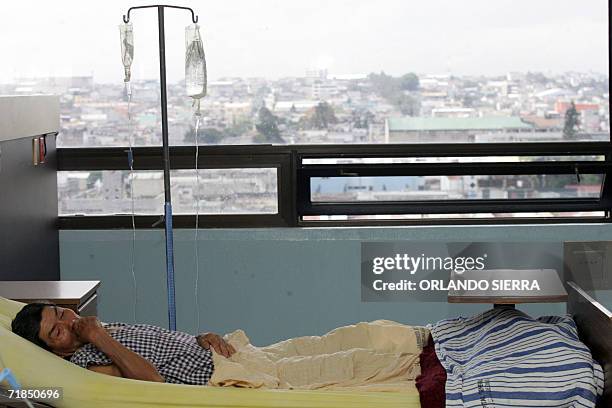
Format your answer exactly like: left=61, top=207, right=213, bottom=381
left=567, top=281, right=611, bottom=407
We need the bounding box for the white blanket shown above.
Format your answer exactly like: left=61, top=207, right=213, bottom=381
left=209, top=320, right=429, bottom=392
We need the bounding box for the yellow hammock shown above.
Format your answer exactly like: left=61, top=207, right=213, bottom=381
left=0, top=297, right=421, bottom=408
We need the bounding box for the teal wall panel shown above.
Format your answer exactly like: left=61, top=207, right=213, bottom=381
left=60, top=224, right=612, bottom=345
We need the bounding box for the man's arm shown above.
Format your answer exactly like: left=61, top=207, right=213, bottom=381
left=75, top=317, right=164, bottom=382
left=197, top=332, right=236, bottom=358
left=90, top=330, right=164, bottom=382
left=88, top=364, right=122, bottom=377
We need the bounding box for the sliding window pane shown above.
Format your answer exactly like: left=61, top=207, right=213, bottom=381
left=57, top=171, right=164, bottom=215
left=303, top=156, right=605, bottom=165
left=171, top=169, right=278, bottom=215
left=311, top=174, right=604, bottom=203
left=58, top=168, right=278, bottom=215
left=303, top=212, right=606, bottom=221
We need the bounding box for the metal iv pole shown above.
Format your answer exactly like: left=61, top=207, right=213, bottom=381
left=122, top=5, right=198, bottom=331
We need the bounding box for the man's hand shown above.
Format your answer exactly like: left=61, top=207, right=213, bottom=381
left=73, top=316, right=106, bottom=344
left=196, top=332, right=236, bottom=358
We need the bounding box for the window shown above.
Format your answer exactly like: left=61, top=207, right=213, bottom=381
left=5, top=1, right=606, bottom=225
left=295, top=143, right=612, bottom=224
left=58, top=168, right=278, bottom=216
left=1, top=1, right=605, bottom=149
left=310, top=174, right=604, bottom=203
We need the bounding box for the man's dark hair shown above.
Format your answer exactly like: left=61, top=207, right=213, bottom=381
left=11, top=301, right=53, bottom=351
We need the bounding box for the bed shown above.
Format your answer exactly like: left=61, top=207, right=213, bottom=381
left=567, top=281, right=612, bottom=407
left=434, top=281, right=606, bottom=407
left=0, top=296, right=421, bottom=408
left=0, top=281, right=610, bottom=408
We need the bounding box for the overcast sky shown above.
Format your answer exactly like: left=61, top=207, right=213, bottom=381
left=0, top=0, right=608, bottom=84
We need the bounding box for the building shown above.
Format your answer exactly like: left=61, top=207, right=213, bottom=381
left=385, top=116, right=534, bottom=143
left=223, top=101, right=252, bottom=124
left=521, top=115, right=563, bottom=133
left=311, top=80, right=338, bottom=100
left=274, top=100, right=320, bottom=113
left=554, top=101, right=605, bottom=132
left=554, top=101, right=600, bottom=115
left=431, top=107, right=476, bottom=118
left=14, top=76, right=94, bottom=94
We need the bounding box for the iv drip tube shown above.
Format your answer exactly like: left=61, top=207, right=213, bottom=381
left=121, top=5, right=200, bottom=331
left=120, top=21, right=137, bottom=323
left=194, top=111, right=201, bottom=332
left=127, top=89, right=138, bottom=323
left=186, top=22, right=206, bottom=333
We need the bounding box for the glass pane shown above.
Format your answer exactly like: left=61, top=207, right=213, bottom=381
left=303, top=212, right=606, bottom=221
left=171, top=169, right=278, bottom=214
left=58, top=168, right=278, bottom=215
left=589, top=289, right=612, bottom=315
left=58, top=170, right=163, bottom=215
left=311, top=174, right=604, bottom=202
left=564, top=242, right=612, bottom=312
left=303, top=156, right=606, bottom=165
left=3, top=1, right=604, bottom=148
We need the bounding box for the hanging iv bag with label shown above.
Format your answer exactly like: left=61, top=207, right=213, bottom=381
left=185, top=24, right=207, bottom=99
left=120, top=23, right=134, bottom=83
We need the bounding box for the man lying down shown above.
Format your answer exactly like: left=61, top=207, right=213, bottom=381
left=11, top=301, right=429, bottom=391
left=11, top=302, right=233, bottom=384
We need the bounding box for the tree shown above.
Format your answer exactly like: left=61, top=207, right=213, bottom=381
left=86, top=172, right=102, bottom=189
left=563, top=101, right=580, bottom=138
left=255, top=106, right=284, bottom=143
left=251, top=85, right=272, bottom=111
left=368, top=71, right=421, bottom=115
left=352, top=109, right=375, bottom=129
left=542, top=173, right=601, bottom=190
left=201, top=128, right=225, bottom=144
left=400, top=73, right=419, bottom=91
left=308, top=102, right=337, bottom=129
left=368, top=71, right=399, bottom=100
left=390, top=94, right=420, bottom=116
left=223, top=119, right=252, bottom=138
left=184, top=126, right=225, bottom=144
left=526, top=71, right=548, bottom=85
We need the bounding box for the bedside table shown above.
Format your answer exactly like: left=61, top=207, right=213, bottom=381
left=0, top=281, right=100, bottom=316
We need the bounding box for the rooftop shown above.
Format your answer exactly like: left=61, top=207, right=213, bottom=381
left=387, top=116, right=533, bottom=132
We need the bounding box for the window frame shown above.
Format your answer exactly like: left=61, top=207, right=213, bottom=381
left=297, top=142, right=612, bottom=218
left=58, top=145, right=296, bottom=228
left=57, top=142, right=612, bottom=228
left=56, top=0, right=612, bottom=229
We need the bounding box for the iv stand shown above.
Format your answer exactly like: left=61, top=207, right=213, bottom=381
left=122, top=5, right=198, bottom=331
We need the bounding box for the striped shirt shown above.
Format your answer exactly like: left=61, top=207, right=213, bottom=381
left=70, top=323, right=214, bottom=385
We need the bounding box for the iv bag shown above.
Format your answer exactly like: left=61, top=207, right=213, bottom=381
left=185, top=24, right=207, bottom=99
left=120, top=23, right=134, bottom=82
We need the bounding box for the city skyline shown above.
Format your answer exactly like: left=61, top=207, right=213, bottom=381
left=0, top=0, right=609, bottom=84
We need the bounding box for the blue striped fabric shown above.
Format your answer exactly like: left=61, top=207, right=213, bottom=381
left=430, top=307, right=604, bottom=407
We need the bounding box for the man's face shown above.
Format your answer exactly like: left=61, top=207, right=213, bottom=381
left=38, top=306, right=82, bottom=356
